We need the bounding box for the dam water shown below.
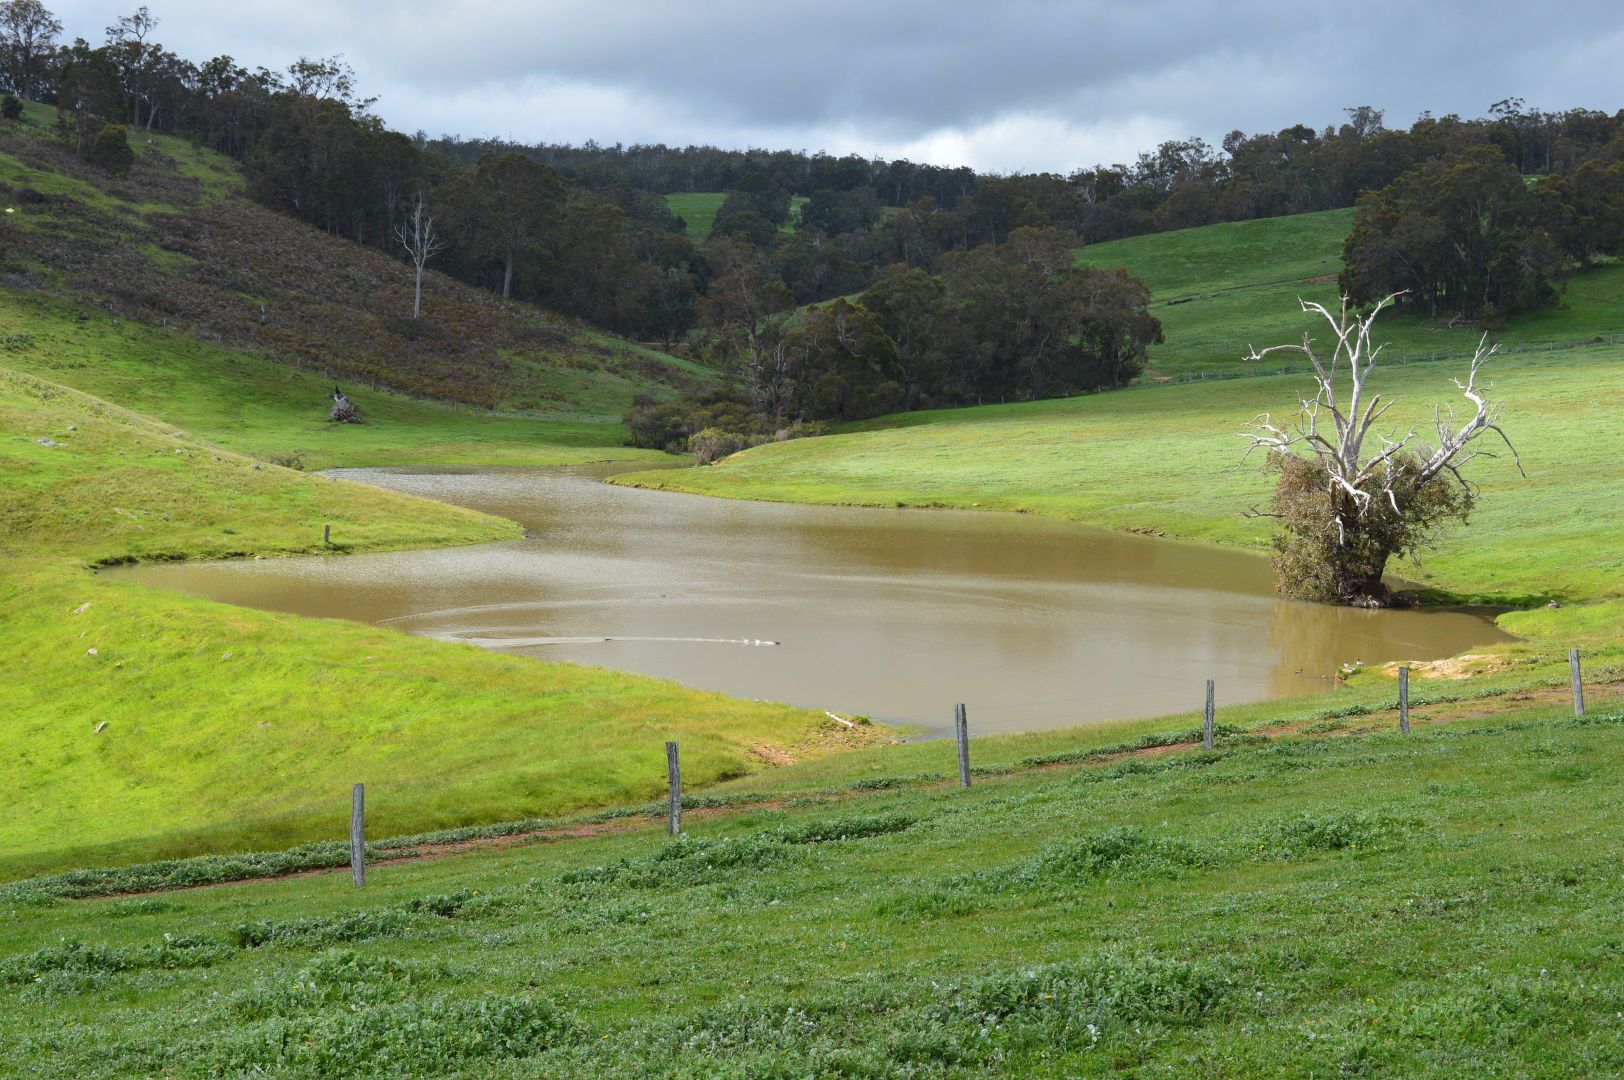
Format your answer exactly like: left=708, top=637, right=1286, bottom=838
left=106, top=463, right=1510, bottom=735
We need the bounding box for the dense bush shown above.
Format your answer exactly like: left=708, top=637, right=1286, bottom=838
left=1264, top=450, right=1472, bottom=604
left=1342, top=145, right=1624, bottom=321
left=85, top=123, right=133, bottom=178
left=623, top=390, right=765, bottom=452
left=1, top=95, right=21, bottom=122
left=1340, top=149, right=1545, bottom=319
left=623, top=390, right=826, bottom=457
left=687, top=426, right=757, bottom=464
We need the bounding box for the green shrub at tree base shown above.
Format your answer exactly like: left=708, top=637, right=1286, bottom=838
left=85, top=122, right=133, bottom=178
left=1264, top=450, right=1472, bottom=605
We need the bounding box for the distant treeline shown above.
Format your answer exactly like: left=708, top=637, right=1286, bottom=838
left=2, top=2, right=1621, bottom=421
left=430, top=101, right=1624, bottom=249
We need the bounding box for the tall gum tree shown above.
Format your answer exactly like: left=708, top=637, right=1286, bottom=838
left=0, top=0, right=62, bottom=101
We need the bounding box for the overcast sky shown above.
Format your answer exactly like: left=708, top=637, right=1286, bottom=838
left=52, top=1, right=1624, bottom=173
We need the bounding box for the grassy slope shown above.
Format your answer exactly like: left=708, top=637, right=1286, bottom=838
left=2, top=696, right=1622, bottom=1075
left=665, top=191, right=726, bottom=241
left=0, top=367, right=866, bottom=877
left=0, top=293, right=665, bottom=470
left=1073, top=209, right=1624, bottom=376
left=0, top=101, right=708, bottom=420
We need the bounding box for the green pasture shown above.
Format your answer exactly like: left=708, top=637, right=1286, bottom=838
left=664, top=191, right=726, bottom=241
left=2, top=697, right=1622, bottom=1075
left=1074, top=209, right=1624, bottom=376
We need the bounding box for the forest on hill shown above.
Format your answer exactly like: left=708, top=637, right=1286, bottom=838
left=1, top=2, right=1621, bottom=434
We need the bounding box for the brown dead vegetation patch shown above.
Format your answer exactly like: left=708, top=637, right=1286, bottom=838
left=1404, top=653, right=1520, bottom=680
left=749, top=744, right=798, bottom=767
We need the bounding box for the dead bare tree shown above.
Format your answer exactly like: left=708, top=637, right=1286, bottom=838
left=747, top=334, right=795, bottom=419
left=394, top=191, right=446, bottom=320
left=1241, top=293, right=1520, bottom=605
left=329, top=385, right=360, bottom=423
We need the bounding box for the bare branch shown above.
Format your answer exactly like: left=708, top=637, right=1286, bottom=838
left=1244, top=290, right=1510, bottom=546
left=394, top=191, right=445, bottom=320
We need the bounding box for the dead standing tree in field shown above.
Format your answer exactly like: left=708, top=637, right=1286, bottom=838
left=1242, top=294, right=1520, bottom=606
left=395, top=191, right=446, bottom=320
left=329, top=386, right=360, bottom=423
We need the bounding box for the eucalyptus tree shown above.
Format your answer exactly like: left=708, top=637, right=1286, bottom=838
left=700, top=242, right=793, bottom=412
left=0, top=0, right=61, bottom=100
left=448, top=151, right=565, bottom=299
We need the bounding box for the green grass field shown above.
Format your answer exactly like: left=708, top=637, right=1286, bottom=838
left=3, top=693, right=1622, bottom=1075
left=1074, top=210, right=1624, bottom=376
left=664, top=191, right=726, bottom=241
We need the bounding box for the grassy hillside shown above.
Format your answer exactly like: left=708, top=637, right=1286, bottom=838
left=0, top=102, right=709, bottom=418
left=0, top=366, right=867, bottom=877
left=665, top=191, right=726, bottom=240
left=1074, top=209, right=1624, bottom=376
left=2, top=692, right=1622, bottom=1075
left=0, top=293, right=666, bottom=470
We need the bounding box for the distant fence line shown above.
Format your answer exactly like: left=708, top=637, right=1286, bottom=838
left=1161, top=332, right=1624, bottom=386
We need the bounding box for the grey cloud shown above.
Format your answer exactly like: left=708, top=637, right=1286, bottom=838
left=51, top=1, right=1624, bottom=171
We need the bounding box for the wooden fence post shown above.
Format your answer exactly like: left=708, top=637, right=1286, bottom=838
left=1570, top=649, right=1585, bottom=718
left=666, top=741, right=682, bottom=836
left=350, top=783, right=364, bottom=887
left=954, top=703, right=971, bottom=788
left=1399, top=666, right=1410, bottom=734
left=1203, top=680, right=1215, bottom=750
left=323, top=524, right=331, bottom=545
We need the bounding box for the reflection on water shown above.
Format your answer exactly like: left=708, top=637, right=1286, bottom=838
left=105, top=463, right=1510, bottom=735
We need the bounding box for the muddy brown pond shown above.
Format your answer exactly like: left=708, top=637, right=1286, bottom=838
left=107, top=463, right=1511, bottom=736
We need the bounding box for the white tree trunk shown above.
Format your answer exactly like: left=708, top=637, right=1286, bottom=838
left=395, top=193, right=446, bottom=321
left=1242, top=293, right=1521, bottom=520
